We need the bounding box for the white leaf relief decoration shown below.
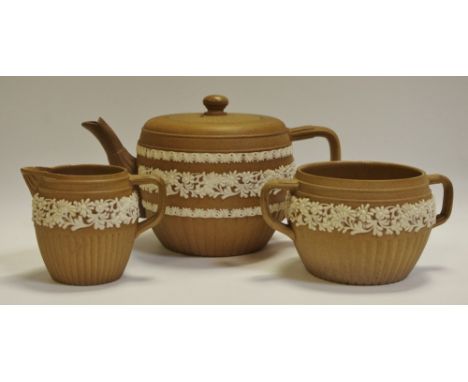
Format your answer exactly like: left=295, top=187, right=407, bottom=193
left=137, top=145, right=293, bottom=164
left=138, top=163, right=296, bottom=199
left=286, top=196, right=436, bottom=236
left=142, top=200, right=288, bottom=219
left=32, top=193, right=139, bottom=231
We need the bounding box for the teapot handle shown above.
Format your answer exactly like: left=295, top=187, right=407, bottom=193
left=129, top=175, right=167, bottom=237
left=288, top=125, right=341, bottom=161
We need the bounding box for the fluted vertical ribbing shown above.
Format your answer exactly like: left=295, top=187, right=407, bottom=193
left=297, top=228, right=432, bottom=285
left=153, top=211, right=284, bottom=257
left=35, top=225, right=136, bottom=285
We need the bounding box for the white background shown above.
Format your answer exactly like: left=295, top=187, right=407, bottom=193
left=1, top=0, right=468, bottom=381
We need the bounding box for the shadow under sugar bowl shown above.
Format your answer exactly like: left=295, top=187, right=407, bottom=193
left=21, top=164, right=166, bottom=286
left=261, top=161, right=453, bottom=285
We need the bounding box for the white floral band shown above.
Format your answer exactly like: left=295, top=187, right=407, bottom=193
left=32, top=193, right=139, bottom=231
left=142, top=200, right=287, bottom=219
left=136, top=145, right=293, bottom=164
left=287, top=196, right=436, bottom=236
left=138, top=163, right=296, bottom=199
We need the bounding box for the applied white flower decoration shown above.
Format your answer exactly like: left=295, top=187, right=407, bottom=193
left=136, top=145, right=293, bottom=163
left=138, top=163, right=296, bottom=199
left=286, top=196, right=436, bottom=236
left=32, top=193, right=139, bottom=231
left=142, top=200, right=288, bottom=219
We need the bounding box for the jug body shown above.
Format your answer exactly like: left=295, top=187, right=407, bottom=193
left=22, top=164, right=165, bottom=285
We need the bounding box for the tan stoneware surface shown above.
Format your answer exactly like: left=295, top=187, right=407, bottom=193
left=261, top=161, right=454, bottom=285
left=21, top=164, right=166, bottom=285
left=81, top=95, right=341, bottom=256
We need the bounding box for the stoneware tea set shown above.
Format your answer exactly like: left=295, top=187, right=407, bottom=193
left=21, top=95, right=454, bottom=286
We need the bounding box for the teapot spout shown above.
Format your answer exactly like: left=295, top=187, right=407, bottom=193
left=81, top=117, right=137, bottom=174
left=21, top=167, right=49, bottom=195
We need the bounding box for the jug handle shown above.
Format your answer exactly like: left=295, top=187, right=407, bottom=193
left=129, top=175, right=167, bottom=237
left=260, top=179, right=299, bottom=241
left=288, top=125, right=341, bottom=161
left=428, top=174, right=454, bottom=227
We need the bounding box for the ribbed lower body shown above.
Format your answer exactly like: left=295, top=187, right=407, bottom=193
left=151, top=212, right=283, bottom=257
left=34, top=225, right=136, bottom=285
left=294, top=228, right=432, bottom=285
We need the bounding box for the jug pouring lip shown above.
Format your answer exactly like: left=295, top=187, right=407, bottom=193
left=21, top=166, right=50, bottom=173
left=21, top=165, right=130, bottom=196
left=21, top=166, right=51, bottom=195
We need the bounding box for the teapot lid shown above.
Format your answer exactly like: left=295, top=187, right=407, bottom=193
left=142, top=95, right=286, bottom=137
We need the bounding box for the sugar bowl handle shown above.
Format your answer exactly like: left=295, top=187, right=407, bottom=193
left=129, top=175, right=167, bottom=237
left=428, top=174, right=454, bottom=227
left=260, top=179, right=299, bottom=240
left=288, top=125, right=341, bottom=160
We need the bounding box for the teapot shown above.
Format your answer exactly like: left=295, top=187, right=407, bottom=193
left=82, top=95, right=341, bottom=256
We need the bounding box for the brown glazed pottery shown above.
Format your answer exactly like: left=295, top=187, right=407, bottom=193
left=81, top=95, right=341, bottom=256
left=21, top=164, right=166, bottom=285
left=261, top=161, right=453, bottom=285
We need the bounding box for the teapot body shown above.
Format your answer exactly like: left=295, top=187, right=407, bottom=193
left=137, top=132, right=296, bottom=256
left=83, top=95, right=341, bottom=256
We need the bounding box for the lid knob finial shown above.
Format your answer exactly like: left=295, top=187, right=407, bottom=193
left=203, top=95, right=228, bottom=115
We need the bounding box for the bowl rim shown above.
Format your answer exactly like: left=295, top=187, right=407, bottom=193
left=296, top=161, right=427, bottom=185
